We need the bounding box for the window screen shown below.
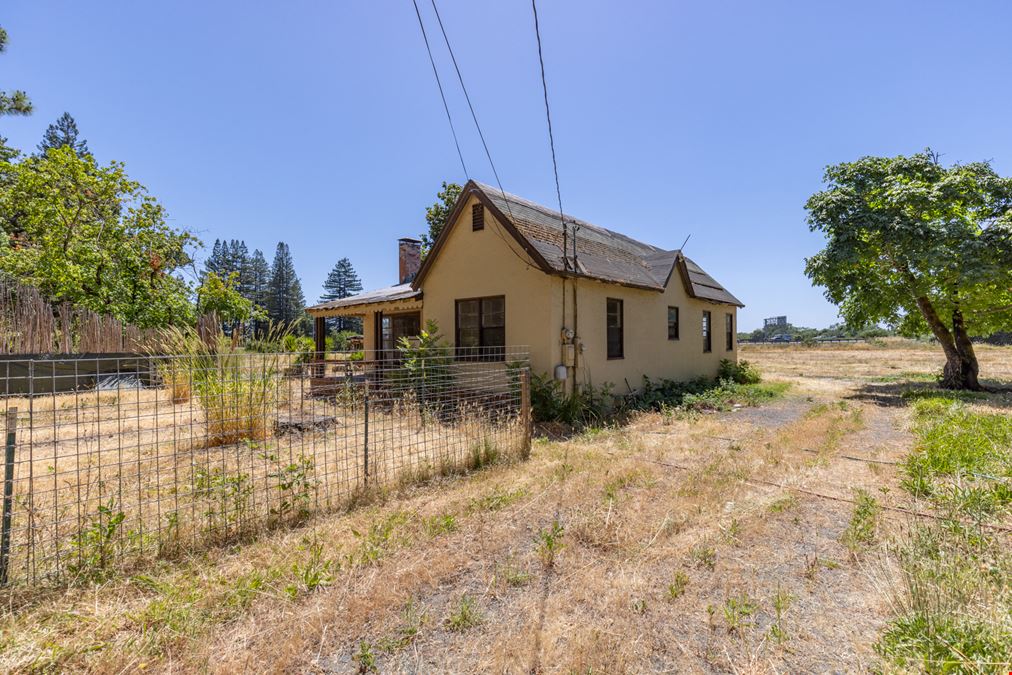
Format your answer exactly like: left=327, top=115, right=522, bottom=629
left=607, top=298, right=624, bottom=359
left=703, top=311, right=712, bottom=353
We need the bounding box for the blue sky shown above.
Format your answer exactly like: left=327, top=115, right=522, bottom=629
left=3, top=1, right=1011, bottom=330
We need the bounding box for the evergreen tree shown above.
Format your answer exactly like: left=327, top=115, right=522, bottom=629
left=266, top=242, right=307, bottom=331
left=230, top=240, right=253, bottom=300
left=247, top=248, right=271, bottom=337
left=38, top=112, right=89, bottom=157
left=204, top=239, right=226, bottom=279
left=0, top=135, right=18, bottom=163
left=0, top=27, right=32, bottom=117
left=321, top=257, right=363, bottom=333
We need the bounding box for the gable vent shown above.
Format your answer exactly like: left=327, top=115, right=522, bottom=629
left=472, top=203, right=484, bottom=231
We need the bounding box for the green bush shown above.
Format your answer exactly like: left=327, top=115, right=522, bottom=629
left=530, top=369, right=786, bottom=425
left=633, top=375, right=786, bottom=414
left=530, top=372, right=612, bottom=427
left=396, top=320, right=453, bottom=408
left=717, top=359, right=762, bottom=385
left=282, top=334, right=316, bottom=363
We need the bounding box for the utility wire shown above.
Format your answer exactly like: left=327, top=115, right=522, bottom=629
left=428, top=0, right=515, bottom=222
left=531, top=0, right=569, bottom=259
left=411, top=0, right=469, bottom=179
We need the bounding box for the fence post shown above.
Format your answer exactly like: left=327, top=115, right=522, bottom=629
left=363, top=379, right=370, bottom=487
left=520, top=369, right=532, bottom=460
left=1, top=407, right=17, bottom=586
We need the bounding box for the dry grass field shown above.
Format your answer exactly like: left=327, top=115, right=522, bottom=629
left=1, top=339, right=1009, bottom=673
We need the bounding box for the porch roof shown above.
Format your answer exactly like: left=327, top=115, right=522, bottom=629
left=306, top=283, right=422, bottom=317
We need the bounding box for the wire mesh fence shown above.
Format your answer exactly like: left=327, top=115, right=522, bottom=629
left=0, top=346, right=531, bottom=588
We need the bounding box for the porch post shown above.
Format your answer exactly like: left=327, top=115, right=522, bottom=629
left=313, top=315, right=326, bottom=378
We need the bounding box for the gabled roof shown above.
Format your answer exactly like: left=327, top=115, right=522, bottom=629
left=307, top=283, right=420, bottom=313
left=414, top=180, right=743, bottom=307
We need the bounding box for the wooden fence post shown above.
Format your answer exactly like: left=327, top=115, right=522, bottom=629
left=363, top=380, right=370, bottom=487
left=0, top=407, right=18, bottom=586
left=520, top=369, right=532, bottom=460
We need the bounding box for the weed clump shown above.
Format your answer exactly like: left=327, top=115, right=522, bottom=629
left=841, top=488, right=881, bottom=555
left=445, top=594, right=483, bottom=631
left=718, top=358, right=762, bottom=384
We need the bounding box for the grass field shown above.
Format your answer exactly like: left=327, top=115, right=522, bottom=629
left=1, top=339, right=1009, bottom=673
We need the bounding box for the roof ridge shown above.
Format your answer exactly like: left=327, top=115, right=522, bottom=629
left=472, top=181, right=664, bottom=254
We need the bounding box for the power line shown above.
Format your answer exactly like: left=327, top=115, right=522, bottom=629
left=411, top=0, right=469, bottom=180
left=408, top=1, right=538, bottom=275
left=427, top=0, right=516, bottom=223
left=530, top=0, right=568, bottom=256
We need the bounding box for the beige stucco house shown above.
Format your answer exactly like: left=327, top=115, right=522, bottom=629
left=307, top=180, right=743, bottom=393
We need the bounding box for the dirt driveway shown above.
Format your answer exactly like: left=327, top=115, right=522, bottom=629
left=203, top=362, right=920, bottom=672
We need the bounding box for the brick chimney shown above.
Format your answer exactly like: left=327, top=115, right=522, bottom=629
left=398, top=238, right=422, bottom=284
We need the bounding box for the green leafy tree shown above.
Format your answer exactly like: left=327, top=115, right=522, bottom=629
left=266, top=242, right=308, bottom=332
left=0, top=27, right=32, bottom=117
left=805, top=150, right=1012, bottom=390
left=38, top=112, right=90, bottom=157
left=0, top=146, right=197, bottom=327
left=320, top=257, right=363, bottom=333
left=420, top=181, right=462, bottom=255
left=197, top=271, right=262, bottom=332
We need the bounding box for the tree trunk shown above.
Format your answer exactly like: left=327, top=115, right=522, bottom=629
left=944, top=308, right=981, bottom=390
left=915, top=297, right=982, bottom=390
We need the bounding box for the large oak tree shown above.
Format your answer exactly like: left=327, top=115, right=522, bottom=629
left=805, top=150, right=1012, bottom=390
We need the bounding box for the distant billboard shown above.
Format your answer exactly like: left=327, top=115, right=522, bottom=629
left=764, top=316, right=788, bottom=329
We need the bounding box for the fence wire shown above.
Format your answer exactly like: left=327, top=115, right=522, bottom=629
left=0, top=347, right=531, bottom=588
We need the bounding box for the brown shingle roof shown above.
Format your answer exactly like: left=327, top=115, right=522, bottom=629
left=471, top=182, right=743, bottom=306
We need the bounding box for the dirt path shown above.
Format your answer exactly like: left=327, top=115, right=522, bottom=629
left=198, top=379, right=916, bottom=673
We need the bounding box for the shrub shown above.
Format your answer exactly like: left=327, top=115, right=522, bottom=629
left=282, top=334, right=316, bottom=364
left=155, top=325, right=285, bottom=447
left=530, top=372, right=613, bottom=427
left=396, top=320, right=453, bottom=408
left=717, top=359, right=762, bottom=385
left=633, top=376, right=786, bottom=413
left=194, top=349, right=281, bottom=446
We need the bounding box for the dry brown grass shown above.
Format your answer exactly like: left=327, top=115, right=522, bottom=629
left=0, top=376, right=525, bottom=588
left=743, top=337, right=1012, bottom=383
left=4, top=340, right=1008, bottom=672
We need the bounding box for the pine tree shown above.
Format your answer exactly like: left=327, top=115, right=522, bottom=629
left=204, top=239, right=225, bottom=280
left=38, top=112, right=89, bottom=157
left=321, top=257, right=363, bottom=333
left=0, top=135, right=18, bottom=163
left=248, top=248, right=271, bottom=337
left=225, top=240, right=252, bottom=301
left=0, top=27, right=33, bottom=117
left=266, top=242, right=307, bottom=331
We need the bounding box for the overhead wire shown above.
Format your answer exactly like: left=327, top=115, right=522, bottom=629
left=531, top=0, right=568, bottom=254
left=415, top=0, right=540, bottom=272
left=427, top=0, right=516, bottom=224
left=411, top=0, right=469, bottom=180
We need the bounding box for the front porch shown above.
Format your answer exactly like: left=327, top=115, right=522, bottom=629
left=308, top=283, right=424, bottom=394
